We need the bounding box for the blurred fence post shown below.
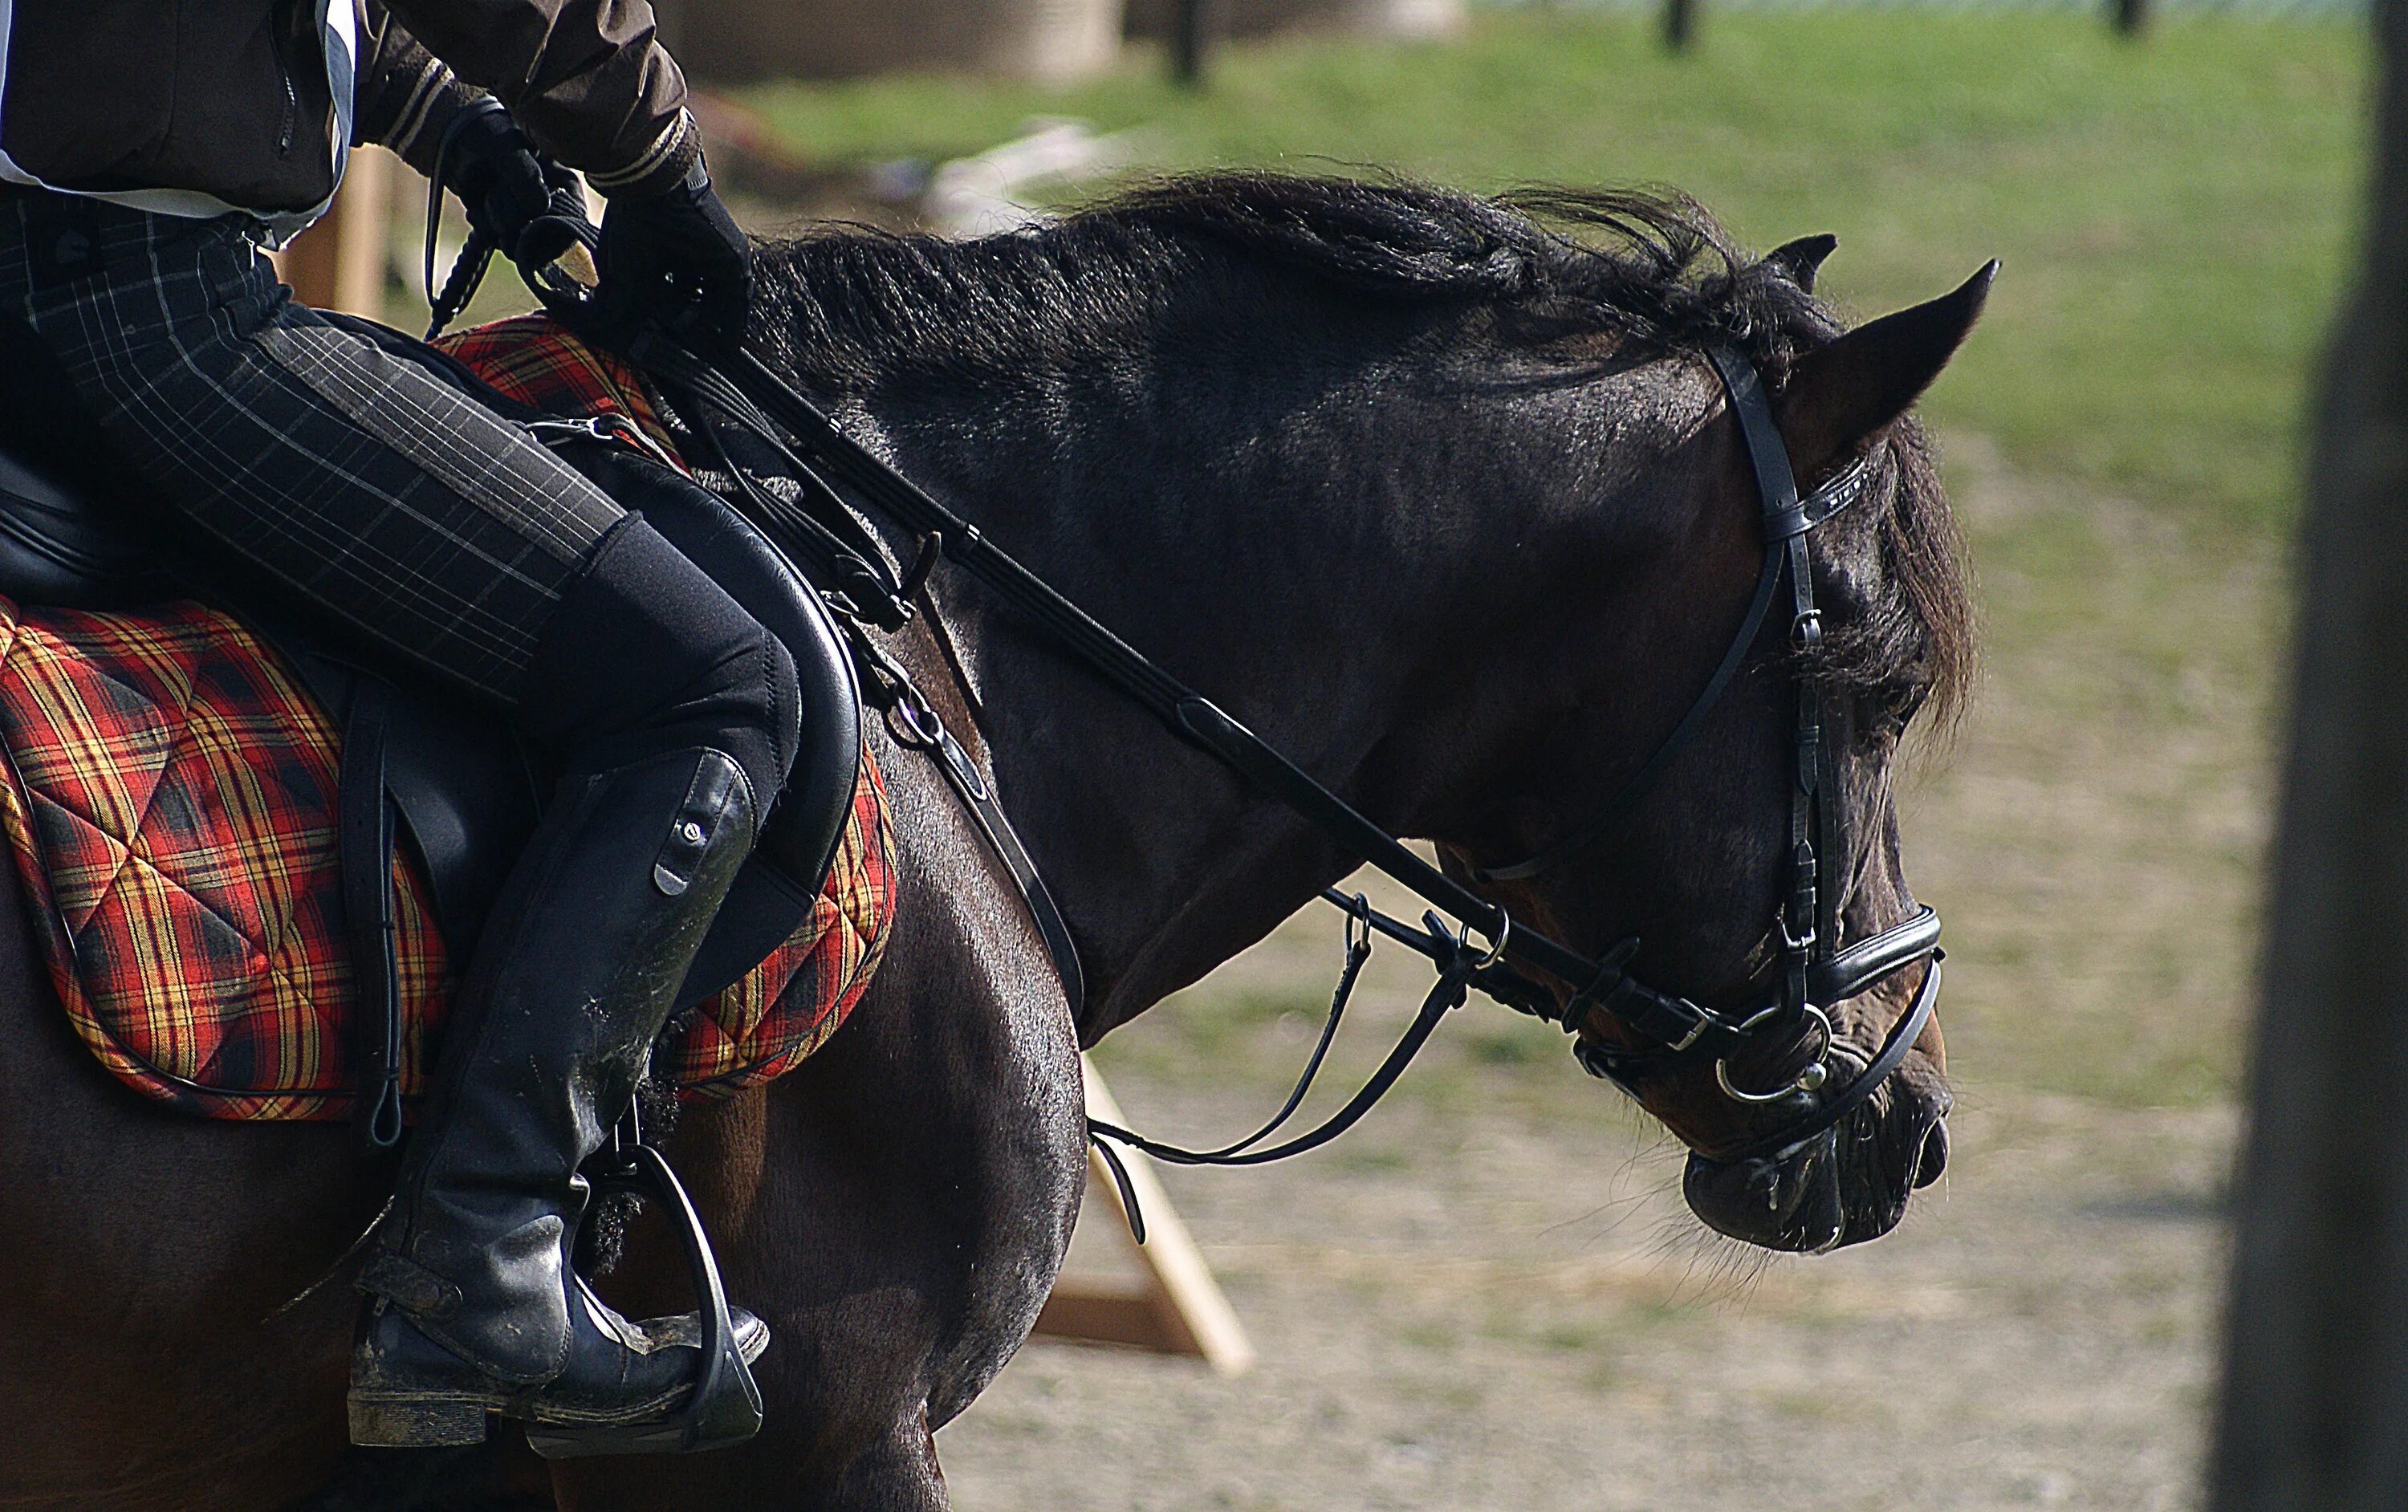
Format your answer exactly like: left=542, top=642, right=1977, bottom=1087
left=1034, top=1056, right=1254, bottom=1373
left=2112, top=0, right=2147, bottom=37
left=2209, top=1, right=2408, bottom=1508
left=270, top=146, right=391, bottom=318
left=1664, top=0, right=1696, bottom=51
left=1174, top=0, right=1222, bottom=83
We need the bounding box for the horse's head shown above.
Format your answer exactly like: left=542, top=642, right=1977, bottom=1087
left=1442, top=245, right=1987, bottom=1254
left=779, top=177, right=1988, bottom=1252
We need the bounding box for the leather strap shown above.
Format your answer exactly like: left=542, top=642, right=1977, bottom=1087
left=1090, top=942, right=1472, bottom=1167
left=593, top=324, right=1945, bottom=1160
left=845, top=623, right=1087, bottom=1022
left=339, top=680, right=406, bottom=1151
left=915, top=704, right=1088, bottom=1023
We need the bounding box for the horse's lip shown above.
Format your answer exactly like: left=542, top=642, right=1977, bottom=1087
left=1682, top=1142, right=1847, bottom=1253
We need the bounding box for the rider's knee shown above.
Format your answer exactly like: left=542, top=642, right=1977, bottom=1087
left=513, top=514, right=801, bottom=807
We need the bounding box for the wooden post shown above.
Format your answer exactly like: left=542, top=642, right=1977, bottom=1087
left=1663, top=0, right=1696, bottom=53
left=2111, top=0, right=2147, bottom=37
left=2210, top=1, right=2408, bottom=1506
left=270, top=146, right=393, bottom=318
left=649, top=0, right=685, bottom=53
left=1031, top=1055, right=1254, bottom=1374
left=1173, top=0, right=1220, bottom=85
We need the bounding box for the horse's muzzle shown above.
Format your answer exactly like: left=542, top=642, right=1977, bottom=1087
left=1682, top=1072, right=1951, bottom=1253
left=1683, top=1137, right=1850, bottom=1254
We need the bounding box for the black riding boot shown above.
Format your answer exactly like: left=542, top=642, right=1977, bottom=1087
left=348, top=746, right=768, bottom=1451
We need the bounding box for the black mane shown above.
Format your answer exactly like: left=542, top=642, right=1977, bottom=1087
left=750, top=172, right=1969, bottom=725
left=751, top=172, right=1827, bottom=388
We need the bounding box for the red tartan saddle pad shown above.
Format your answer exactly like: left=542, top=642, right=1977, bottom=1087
left=0, top=316, right=897, bottom=1121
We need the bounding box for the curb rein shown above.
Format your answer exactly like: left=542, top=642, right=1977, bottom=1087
left=457, top=238, right=1941, bottom=1197
left=632, top=335, right=1942, bottom=1186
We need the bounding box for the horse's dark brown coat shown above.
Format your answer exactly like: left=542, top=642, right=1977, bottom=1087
left=0, top=175, right=1975, bottom=1509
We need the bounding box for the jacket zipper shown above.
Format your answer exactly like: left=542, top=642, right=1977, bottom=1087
left=269, top=2, right=300, bottom=156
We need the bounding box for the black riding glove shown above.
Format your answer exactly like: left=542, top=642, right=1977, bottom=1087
left=436, top=100, right=581, bottom=270
left=596, top=159, right=753, bottom=350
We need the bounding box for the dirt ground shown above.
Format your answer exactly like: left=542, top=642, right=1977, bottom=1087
left=935, top=441, right=2272, bottom=1511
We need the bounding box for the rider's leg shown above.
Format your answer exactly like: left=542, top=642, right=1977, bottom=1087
left=0, top=197, right=801, bottom=1445
left=349, top=515, right=800, bottom=1445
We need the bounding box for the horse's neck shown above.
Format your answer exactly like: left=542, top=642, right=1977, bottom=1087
left=859, top=347, right=1539, bottom=1041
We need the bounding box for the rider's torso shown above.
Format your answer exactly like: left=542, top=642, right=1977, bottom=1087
left=0, top=2, right=352, bottom=223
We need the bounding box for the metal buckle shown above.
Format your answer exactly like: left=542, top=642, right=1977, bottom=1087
left=1664, top=1002, right=1717, bottom=1054
left=885, top=692, right=941, bottom=750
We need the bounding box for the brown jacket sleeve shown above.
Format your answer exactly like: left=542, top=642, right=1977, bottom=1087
left=354, top=0, right=698, bottom=199
left=352, top=2, right=487, bottom=181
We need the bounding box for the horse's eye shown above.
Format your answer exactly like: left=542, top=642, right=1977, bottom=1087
left=1865, top=681, right=1929, bottom=738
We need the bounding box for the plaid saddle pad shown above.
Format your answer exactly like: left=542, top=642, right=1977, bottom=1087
left=0, top=315, right=897, bottom=1121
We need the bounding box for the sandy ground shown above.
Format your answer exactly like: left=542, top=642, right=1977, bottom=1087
left=935, top=442, right=2272, bottom=1512
left=944, top=1079, right=2227, bottom=1512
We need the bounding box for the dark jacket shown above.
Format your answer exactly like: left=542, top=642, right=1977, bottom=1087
left=1, top=0, right=698, bottom=215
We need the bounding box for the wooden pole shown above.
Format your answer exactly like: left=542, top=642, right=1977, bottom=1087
left=1173, top=0, right=1220, bottom=85
left=2210, top=1, right=2408, bottom=1506
left=649, top=0, right=685, bottom=53
left=2112, top=0, right=2148, bottom=38
left=1031, top=1055, right=1254, bottom=1374
left=1663, top=0, right=1697, bottom=53
left=270, top=146, right=393, bottom=318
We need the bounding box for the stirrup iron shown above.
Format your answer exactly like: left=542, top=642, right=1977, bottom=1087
left=523, top=1117, right=765, bottom=1459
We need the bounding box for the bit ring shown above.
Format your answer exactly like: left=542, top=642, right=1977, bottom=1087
left=1714, top=1002, right=1833, bottom=1104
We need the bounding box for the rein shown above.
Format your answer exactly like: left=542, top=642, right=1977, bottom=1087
left=634, top=335, right=1942, bottom=1173
left=427, top=230, right=1940, bottom=1181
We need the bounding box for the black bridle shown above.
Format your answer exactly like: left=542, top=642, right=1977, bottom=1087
left=455, top=235, right=1942, bottom=1179
left=648, top=334, right=1942, bottom=1176
left=1463, top=346, right=1947, bottom=1164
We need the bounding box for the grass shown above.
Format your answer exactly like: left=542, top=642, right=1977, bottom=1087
left=733, top=11, right=2365, bottom=1108
left=740, top=10, right=2365, bottom=536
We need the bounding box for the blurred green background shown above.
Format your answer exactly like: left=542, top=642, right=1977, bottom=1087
left=376, top=11, right=2365, bottom=1501
left=714, top=10, right=2363, bottom=1115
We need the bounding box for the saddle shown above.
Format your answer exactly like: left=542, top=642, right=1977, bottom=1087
left=0, top=315, right=883, bottom=1144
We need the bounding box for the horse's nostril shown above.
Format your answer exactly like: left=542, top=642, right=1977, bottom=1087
left=1912, top=1120, right=1949, bottom=1189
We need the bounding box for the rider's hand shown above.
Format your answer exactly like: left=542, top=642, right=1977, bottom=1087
left=437, top=100, right=570, bottom=270
left=596, top=158, right=753, bottom=350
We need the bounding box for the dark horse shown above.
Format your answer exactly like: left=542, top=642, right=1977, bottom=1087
left=0, top=175, right=1981, bottom=1510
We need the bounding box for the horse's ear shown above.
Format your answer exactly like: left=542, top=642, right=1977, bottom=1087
left=1765, top=234, right=1838, bottom=293
left=1775, top=261, right=1998, bottom=476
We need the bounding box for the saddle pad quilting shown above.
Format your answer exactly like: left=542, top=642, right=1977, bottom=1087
left=0, top=313, right=897, bottom=1121
left=0, top=593, right=896, bottom=1120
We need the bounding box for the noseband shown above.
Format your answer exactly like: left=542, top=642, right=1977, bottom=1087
left=622, top=330, right=1945, bottom=1177
left=1467, top=346, right=1946, bottom=1164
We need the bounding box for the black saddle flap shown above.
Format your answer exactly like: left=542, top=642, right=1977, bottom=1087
left=0, top=445, right=166, bottom=608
